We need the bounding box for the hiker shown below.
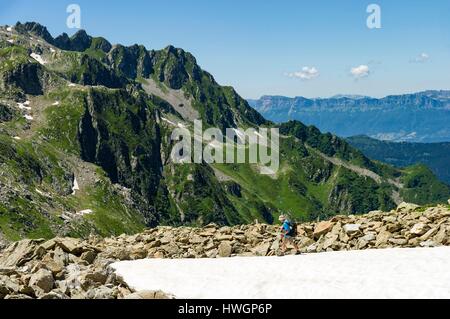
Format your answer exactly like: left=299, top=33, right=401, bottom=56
left=279, top=214, right=299, bottom=253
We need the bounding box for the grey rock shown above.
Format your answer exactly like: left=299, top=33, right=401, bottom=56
left=343, top=224, right=361, bottom=234
left=29, top=269, right=54, bottom=293
left=86, top=286, right=116, bottom=299
left=410, top=223, right=430, bottom=236
left=39, top=291, right=70, bottom=299
left=218, top=241, right=232, bottom=258
left=0, top=275, right=20, bottom=298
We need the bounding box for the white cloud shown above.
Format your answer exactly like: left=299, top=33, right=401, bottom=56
left=410, top=53, right=430, bottom=63
left=350, top=65, right=370, bottom=79
left=285, top=66, right=319, bottom=80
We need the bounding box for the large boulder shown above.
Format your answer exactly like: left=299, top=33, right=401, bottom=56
left=87, top=270, right=108, bottom=284
left=41, top=255, right=64, bottom=276
left=343, top=224, right=361, bottom=234
left=0, top=275, right=20, bottom=298
left=433, top=226, right=448, bottom=244
left=322, top=234, right=339, bottom=250
left=360, top=233, right=376, bottom=242
left=80, top=251, right=97, bottom=264
left=420, top=228, right=439, bottom=241
left=218, top=241, right=232, bottom=258
left=397, top=202, right=420, bottom=213
left=101, top=247, right=130, bottom=260
left=161, top=243, right=181, bottom=256
left=313, top=221, right=334, bottom=238
left=0, top=239, right=41, bottom=267
left=57, top=238, right=84, bottom=255
left=375, top=230, right=392, bottom=247
left=205, top=249, right=218, bottom=258
left=29, top=269, right=54, bottom=294
left=39, top=239, right=58, bottom=251
left=86, top=286, right=117, bottom=299
left=252, top=242, right=271, bottom=257
left=410, top=223, right=430, bottom=236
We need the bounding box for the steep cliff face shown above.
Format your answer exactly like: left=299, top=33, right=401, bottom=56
left=3, top=62, right=46, bottom=95
left=0, top=22, right=448, bottom=240
left=77, top=89, right=164, bottom=226
left=66, top=54, right=127, bottom=88
left=0, top=46, right=53, bottom=96
left=0, top=103, right=16, bottom=122
left=151, top=45, right=192, bottom=90
left=109, top=44, right=153, bottom=79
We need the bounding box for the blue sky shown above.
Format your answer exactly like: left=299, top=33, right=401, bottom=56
left=1, top=0, right=450, bottom=98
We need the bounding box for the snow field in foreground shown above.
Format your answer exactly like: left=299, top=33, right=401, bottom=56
left=112, top=247, right=450, bottom=299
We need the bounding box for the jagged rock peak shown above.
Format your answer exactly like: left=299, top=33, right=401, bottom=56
left=69, top=30, right=91, bottom=51
left=13, top=21, right=112, bottom=54
left=14, top=21, right=54, bottom=44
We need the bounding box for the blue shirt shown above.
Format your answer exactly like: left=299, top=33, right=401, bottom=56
left=282, top=220, right=292, bottom=232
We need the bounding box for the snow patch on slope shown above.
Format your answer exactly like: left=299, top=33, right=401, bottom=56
left=71, top=177, right=80, bottom=195
left=161, top=117, right=177, bottom=126
left=17, top=101, right=31, bottom=111
left=30, top=53, right=46, bottom=65
left=78, top=209, right=93, bottom=216
left=112, top=247, right=450, bottom=299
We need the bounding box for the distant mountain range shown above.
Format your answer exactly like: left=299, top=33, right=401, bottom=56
left=248, top=91, right=450, bottom=143
left=347, top=135, right=450, bottom=185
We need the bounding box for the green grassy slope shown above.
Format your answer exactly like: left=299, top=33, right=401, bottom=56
left=348, top=135, right=450, bottom=185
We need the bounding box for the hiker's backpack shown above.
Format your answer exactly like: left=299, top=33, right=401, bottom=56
left=286, top=220, right=297, bottom=237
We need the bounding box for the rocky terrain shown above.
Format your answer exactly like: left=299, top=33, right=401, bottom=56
left=1, top=202, right=449, bottom=299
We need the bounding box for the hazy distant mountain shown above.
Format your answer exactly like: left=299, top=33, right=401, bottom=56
left=248, top=92, right=450, bottom=143
left=347, top=135, right=450, bottom=185
left=330, top=94, right=369, bottom=100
